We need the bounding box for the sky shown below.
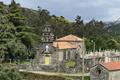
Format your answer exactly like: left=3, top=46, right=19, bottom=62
left=0, top=0, right=120, bottom=22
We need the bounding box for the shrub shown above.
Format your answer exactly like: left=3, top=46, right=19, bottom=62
left=0, top=66, right=22, bottom=80
left=66, top=60, right=76, bottom=68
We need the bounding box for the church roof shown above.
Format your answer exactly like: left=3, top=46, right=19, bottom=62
left=56, top=34, right=83, bottom=42
left=100, top=61, right=120, bottom=71
left=53, top=42, right=77, bottom=49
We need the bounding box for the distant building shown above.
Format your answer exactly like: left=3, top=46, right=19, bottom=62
left=90, top=61, right=120, bottom=80
left=84, top=51, right=120, bottom=72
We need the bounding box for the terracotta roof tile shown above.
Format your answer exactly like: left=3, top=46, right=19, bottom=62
left=100, top=61, right=120, bottom=71
left=56, top=34, right=83, bottom=41
left=53, top=42, right=77, bottom=49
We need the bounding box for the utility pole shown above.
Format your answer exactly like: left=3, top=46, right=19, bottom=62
left=91, top=40, right=96, bottom=66
left=93, top=41, right=96, bottom=65
left=56, top=42, right=60, bottom=72
left=82, top=39, right=85, bottom=80
left=82, top=51, right=85, bottom=80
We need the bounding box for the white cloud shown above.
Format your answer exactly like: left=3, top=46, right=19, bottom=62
left=103, top=8, right=120, bottom=21
left=0, top=0, right=120, bottom=21
left=0, top=0, right=11, bottom=4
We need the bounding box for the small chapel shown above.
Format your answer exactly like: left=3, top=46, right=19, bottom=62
left=38, top=26, right=85, bottom=72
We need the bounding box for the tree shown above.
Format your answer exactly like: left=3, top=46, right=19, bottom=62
left=0, top=66, right=22, bottom=80
left=0, top=0, right=118, bottom=53
left=75, top=16, right=83, bottom=25
left=8, top=0, right=39, bottom=60
left=0, top=1, right=39, bottom=61
left=107, top=39, right=120, bottom=50
left=72, top=15, right=84, bottom=37
left=49, top=15, right=71, bottom=37
left=0, top=3, right=17, bottom=61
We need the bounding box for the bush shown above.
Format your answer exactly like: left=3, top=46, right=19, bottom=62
left=65, top=60, right=76, bottom=68
left=0, top=66, right=22, bottom=80
left=20, top=59, right=31, bottom=65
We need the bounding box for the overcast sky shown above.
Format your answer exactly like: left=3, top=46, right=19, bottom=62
left=0, top=0, right=120, bottom=22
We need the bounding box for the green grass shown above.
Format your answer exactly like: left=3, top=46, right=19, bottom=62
left=20, top=60, right=31, bottom=65
left=20, top=72, right=66, bottom=80
left=20, top=72, right=90, bottom=80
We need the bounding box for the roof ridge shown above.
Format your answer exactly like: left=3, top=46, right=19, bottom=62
left=56, top=34, right=83, bottom=41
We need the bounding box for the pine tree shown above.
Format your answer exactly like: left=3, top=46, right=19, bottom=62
left=0, top=1, right=38, bottom=61
left=8, top=0, right=39, bottom=60
left=0, top=3, right=16, bottom=60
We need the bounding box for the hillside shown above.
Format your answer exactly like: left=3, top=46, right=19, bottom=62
left=108, top=23, right=120, bottom=34
left=6, top=1, right=120, bottom=50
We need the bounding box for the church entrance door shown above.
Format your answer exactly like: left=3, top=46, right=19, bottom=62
left=44, top=54, right=51, bottom=65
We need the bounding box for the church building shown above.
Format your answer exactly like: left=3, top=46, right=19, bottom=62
left=38, top=26, right=85, bottom=72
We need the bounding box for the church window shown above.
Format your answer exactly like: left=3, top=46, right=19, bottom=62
left=68, top=51, right=71, bottom=59
left=63, top=50, right=66, bottom=60
left=75, top=53, right=78, bottom=59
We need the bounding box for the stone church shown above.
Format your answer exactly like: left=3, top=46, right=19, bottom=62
left=37, top=26, right=85, bottom=73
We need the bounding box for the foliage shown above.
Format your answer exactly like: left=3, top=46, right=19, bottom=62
left=65, top=60, right=76, bottom=68
left=0, top=1, right=39, bottom=61
left=107, top=39, right=120, bottom=50
left=20, top=59, right=31, bottom=65
left=0, top=0, right=120, bottom=62
left=21, top=5, right=120, bottom=51
left=0, top=66, right=22, bottom=80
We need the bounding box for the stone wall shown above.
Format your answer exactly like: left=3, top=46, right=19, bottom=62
left=90, top=64, right=109, bottom=80
left=58, top=49, right=77, bottom=61
left=90, top=65, right=120, bottom=80
left=38, top=43, right=58, bottom=65
left=109, top=71, right=120, bottom=80
left=19, top=41, right=85, bottom=73
left=18, top=57, right=82, bottom=74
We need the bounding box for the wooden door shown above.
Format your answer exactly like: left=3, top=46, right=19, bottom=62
left=45, top=55, right=51, bottom=65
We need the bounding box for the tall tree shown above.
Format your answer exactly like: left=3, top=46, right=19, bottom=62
left=0, top=0, right=39, bottom=61
left=0, top=3, right=17, bottom=60
left=8, top=0, right=39, bottom=60
left=71, top=15, right=84, bottom=37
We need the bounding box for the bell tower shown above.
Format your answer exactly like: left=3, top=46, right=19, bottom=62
left=42, top=24, right=54, bottom=43
left=41, top=24, right=55, bottom=65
